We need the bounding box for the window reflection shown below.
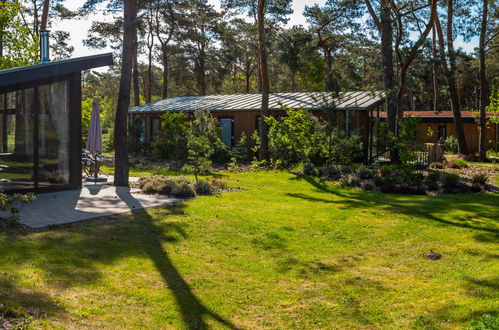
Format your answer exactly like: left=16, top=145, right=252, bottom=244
left=38, top=81, right=70, bottom=186
left=0, top=89, right=35, bottom=190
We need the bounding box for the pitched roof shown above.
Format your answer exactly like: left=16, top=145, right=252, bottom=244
left=128, top=91, right=384, bottom=113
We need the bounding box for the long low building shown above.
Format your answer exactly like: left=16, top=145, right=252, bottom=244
left=378, top=111, right=498, bottom=154
left=128, top=92, right=498, bottom=160
left=128, top=91, right=385, bottom=161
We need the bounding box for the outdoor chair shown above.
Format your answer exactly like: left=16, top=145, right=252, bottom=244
left=82, top=149, right=108, bottom=178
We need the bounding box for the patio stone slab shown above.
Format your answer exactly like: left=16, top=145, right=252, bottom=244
left=3, top=178, right=180, bottom=228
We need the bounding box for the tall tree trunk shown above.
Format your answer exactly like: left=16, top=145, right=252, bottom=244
left=380, top=0, right=396, bottom=135
left=435, top=4, right=468, bottom=154
left=161, top=49, right=169, bottom=99
left=245, top=61, right=251, bottom=93
left=291, top=70, right=296, bottom=92
left=257, top=0, right=269, bottom=160
left=132, top=30, right=140, bottom=106
left=147, top=47, right=153, bottom=103
left=479, top=0, right=489, bottom=161
left=432, top=24, right=438, bottom=112
left=325, top=49, right=335, bottom=92
left=40, top=0, right=49, bottom=31
left=114, top=0, right=136, bottom=187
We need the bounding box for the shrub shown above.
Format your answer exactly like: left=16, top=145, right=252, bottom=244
left=152, top=140, right=176, bottom=159
left=356, top=166, right=374, bottom=179
left=374, top=175, right=387, bottom=186
left=232, top=132, right=249, bottom=161
left=379, top=164, right=397, bottom=177
left=424, top=171, right=440, bottom=191
left=317, top=165, right=341, bottom=181
left=426, top=171, right=441, bottom=183
left=184, top=135, right=213, bottom=180
left=429, top=162, right=444, bottom=169
left=444, top=136, right=458, bottom=154
left=442, top=173, right=460, bottom=189
left=447, top=159, right=468, bottom=169
left=172, top=182, right=196, bottom=198
left=472, top=173, right=489, bottom=185
left=303, top=162, right=317, bottom=176
left=380, top=183, right=425, bottom=195
left=470, top=184, right=482, bottom=193
left=362, top=182, right=375, bottom=191
left=227, top=157, right=239, bottom=172
left=266, top=108, right=323, bottom=165
left=0, top=190, right=35, bottom=223
left=194, top=180, right=212, bottom=195
left=339, top=174, right=362, bottom=187
left=380, top=184, right=397, bottom=193
left=322, top=131, right=363, bottom=165
left=210, top=178, right=227, bottom=191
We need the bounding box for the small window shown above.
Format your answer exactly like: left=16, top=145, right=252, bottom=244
left=438, top=125, right=446, bottom=140
left=220, top=118, right=233, bottom=148
left=151, top=117, right=160, bottom=141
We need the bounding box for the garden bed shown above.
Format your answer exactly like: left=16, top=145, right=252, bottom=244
left=302, top=162, right=499, bottom=195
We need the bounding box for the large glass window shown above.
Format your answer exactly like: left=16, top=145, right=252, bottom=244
left=0, top=89, right=35, bottom=190
left=38, top=81, right=70, bottom=186
left=0, top=80, right=71, bottom=191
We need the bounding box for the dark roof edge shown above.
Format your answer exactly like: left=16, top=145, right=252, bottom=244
left=0, top=53, right=113, bottom=88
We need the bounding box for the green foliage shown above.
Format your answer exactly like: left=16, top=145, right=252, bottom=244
left=156, top=112, right=191, bottom=159
left=193, top=179, right=213, bottom=195
left=472, top=173, right=489, bottom=185
left=265, top=107, right=362, bottom=166
left=468, top=314, right=499, bottom=330
left=447, top=159, right=468, bottom=169
left=227, top=157, right=239, bottom=172
left=266, top=108, right=321, bottom=165
left=486, top=89, right=499, bottom=125
left=251, top=130, right=261, bottom=154
left=232, top=132, right=249, bottom=161
left=139, top=175, right=214, bottom=197
left=183, top=135, right=213, bottom=181
left=321, top=130, right=363, bottom=165
left=0, top=190, right=35, bottom=224
left=442, top=173, right=460, bottom=189
left=444, top=136, right=459, bottom=155
left=375, top=117, right=420, bottom=164
left=0, top=0, right=38, bottom=69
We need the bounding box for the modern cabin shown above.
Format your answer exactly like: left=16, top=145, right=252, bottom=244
left=0, top=53, right=113, bottom=193
left=128, top=91, right=385, bottom=161
left=379, top=111, right=498, bottom=154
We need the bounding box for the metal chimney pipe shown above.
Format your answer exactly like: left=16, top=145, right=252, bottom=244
left=40, top=30, right=50, bottom=63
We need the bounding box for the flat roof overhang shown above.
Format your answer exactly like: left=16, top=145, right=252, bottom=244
left=0, top=53, right=113, bottom=88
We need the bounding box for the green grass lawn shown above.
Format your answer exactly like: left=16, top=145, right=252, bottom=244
left=1, top=171, right=498, bottom=329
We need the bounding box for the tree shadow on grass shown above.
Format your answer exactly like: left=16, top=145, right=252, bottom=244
left=115, top=188, right=239, bottom=329
left=0, top=190, right=239, bottom=329
left=288, top=174, right=499, bottom=240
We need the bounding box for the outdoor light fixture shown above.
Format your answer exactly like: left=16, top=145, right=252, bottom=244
left=40, top=30, right=50, bottom=63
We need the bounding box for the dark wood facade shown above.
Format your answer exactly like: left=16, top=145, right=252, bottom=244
left=0, top=54, right=113, bottom=193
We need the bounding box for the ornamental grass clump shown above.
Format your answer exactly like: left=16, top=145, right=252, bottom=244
left=447, top=159, right=468, bottom=169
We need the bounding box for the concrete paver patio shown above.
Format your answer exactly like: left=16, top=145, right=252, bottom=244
left=3, top=177, right=179, bottom=228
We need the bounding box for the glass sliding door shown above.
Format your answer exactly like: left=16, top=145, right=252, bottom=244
left=38, top=81, right=70, bottom=187
left=0, top=89, right=35, bottom=190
